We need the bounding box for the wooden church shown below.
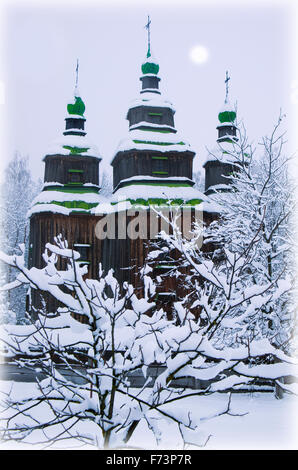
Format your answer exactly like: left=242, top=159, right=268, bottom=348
left=28, top=24, right=239, bottom=319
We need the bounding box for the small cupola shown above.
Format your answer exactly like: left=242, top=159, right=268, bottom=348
left=216, top=71, right=238, bottom=143
left=139, top=16, right=161, bottom=95
left=64, top=73, right=87, bottom=137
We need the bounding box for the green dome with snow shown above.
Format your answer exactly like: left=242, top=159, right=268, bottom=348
left=218, top=101, right=236, bottom=123
left=67, top=95, right=85, bottom=117
left=141, top=49, right=159, bottom=75
left=218, top=110, right=236, bottom=123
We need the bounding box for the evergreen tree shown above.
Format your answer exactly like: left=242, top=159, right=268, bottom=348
left=192, top=169, right=205, bottom=192
left=152, top=116, right=295, bottom=355
left=99, top=170, right=113, bottom=197
left=0, top=152, right=42, bottom=323
left=205, top=115, right=295, bottom=350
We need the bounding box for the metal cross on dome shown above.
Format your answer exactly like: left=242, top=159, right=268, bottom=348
left=225, top=70, right=230, bottom=103
left=145, top=15, right=151, bottom=56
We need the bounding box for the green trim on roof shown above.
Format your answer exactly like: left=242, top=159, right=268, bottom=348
left=120, top=182, right=192, bottom=188
left=70, top=210, right=90, bottom=214
left=35, top=200, right=98, bottom=210
left=142, top=128, right=173, bottom=133
left=148, top=112, right=162, bottom=116
left=68, top=169, right=84, bottom=173
left=44, top=186, right=99, bottom=194
left=219, top=138, right=236, bottom=144
left=132, top=140, right=185, bottom=146
left=152, top=171, right=168, bottom=175
left=152, top=156, right=168, bottom=160
left=63, top=145, right=90, bottom=154
left=124, top=197, right=203, bottom=206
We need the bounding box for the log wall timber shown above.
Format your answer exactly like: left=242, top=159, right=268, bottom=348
left=29, top=206, right=199, bottom=318
left=127, top=106, right=174, bottom=128
left=99, top=207, right=199, bottom=314
left=44, top=155, right=99, bottom=187
left=204, top=160, right=236, bottom=195
left=112, top=151, right=194, bottom=189
left=29, top=212, right=103, bottom=317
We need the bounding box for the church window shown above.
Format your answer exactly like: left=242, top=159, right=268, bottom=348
left=68, top=169, right=84, bottom=184
left=148, top=112, right=162, bottom=123
left=152, top=156, right=169, bottom=176
left=73, top=243, right=91, bottom=264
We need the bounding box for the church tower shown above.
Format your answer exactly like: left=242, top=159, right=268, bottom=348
left=97, top=19, right=206, bottom=308
left=28, top=66, right=103, bottom=317
left=204, top=71, right=238, bottom=196
left=111, top=23, right=197, bottom=196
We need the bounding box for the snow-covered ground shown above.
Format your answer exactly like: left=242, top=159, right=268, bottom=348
left=0, top=380, right=297, bottom=450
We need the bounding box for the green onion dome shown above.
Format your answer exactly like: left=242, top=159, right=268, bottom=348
left=67, top=89, right=85, bottom=116
left=218, top=100, right=236, bottom=123
left=141, top=49, right=159, bottom=75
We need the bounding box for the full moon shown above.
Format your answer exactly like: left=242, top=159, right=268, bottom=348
left=189, top=45, right=209, bottom=64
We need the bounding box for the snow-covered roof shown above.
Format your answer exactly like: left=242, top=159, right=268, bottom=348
left=218, top=98, right=237, bottom=124
left=129, top=121, right=176, bottom=132
left=142, top=53, right=159, bottom=66
left=45, top=133, right=101, bottom=159
left=116, top=175, right=194, bottom=185
left=140, top=88, right=161, bottom=94
left=31, top=190, right=104, bottom=205
left=28, top=189, right=107, bottom=217
left=63, top=128, right=86, bottom=135
left=141, top=51, right=160, bottom=76
left=113, top=128, right=194, bottom=159
left=43, top=181, right=64, bottom=188
left=216, top=122, right=238, bottom=129
left=203, top=193, right=224, bottom=213
left=28, top=203, right=75, bottom=217
left=207, top=184, right=232, bottom=191
left=64, top=114, right=86, bottom=121
left=112, top=182, right=205, bottom=204
left=29, top=182, right=219, bottom=217
left=128, top=92, right=176, bottom=113
left=90, top=184, right=219, bottom=215
left=218, top=98, right=235, bottom=114
left=139, top=73, right=161, bottom=79
left=204, top=141, right=239, bottom=165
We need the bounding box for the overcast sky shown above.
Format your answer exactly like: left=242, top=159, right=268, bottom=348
left=0, top=0, right=296, bottom=182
